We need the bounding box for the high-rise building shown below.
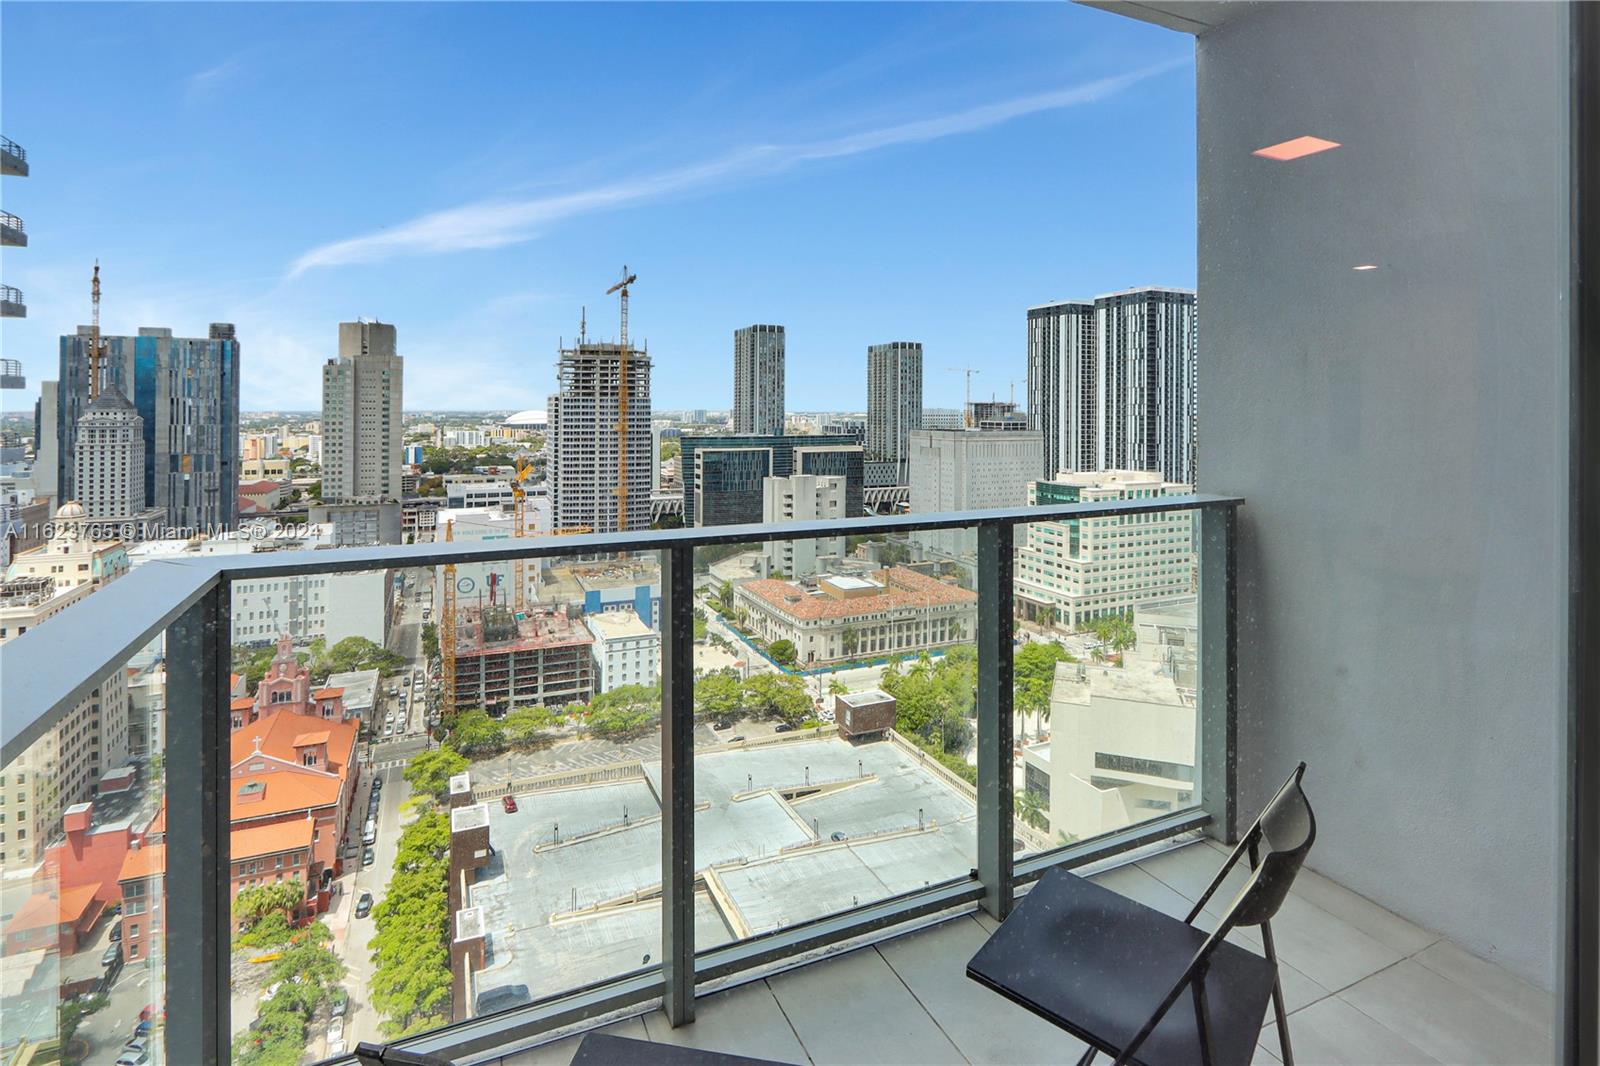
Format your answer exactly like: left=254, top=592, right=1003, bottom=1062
left=733, top=325, right=785, bottom=436
left=1027, top=300, right=1097, bottom=478
left=922, top=408, right=964, bottom=431
left=548, top=341, right=653, bottom=533
left=762, top=473, right=848, bottom=579
left=866, top=342, right=923, bottom=481
left=57, top=323, right=240, bottom=531
left=1027, top=290, right=1197, bottom=484
left=72, top=388, right=162, bottom=529
left=1013, top=470, right=1195, bottom=629
left=679, top=434, right=862, bottom=527
left=907, top=428, right=1043, bottom=561
left=1097, top=288, right=1197, bottom=485
left=322, top=321, right=403, bottom=503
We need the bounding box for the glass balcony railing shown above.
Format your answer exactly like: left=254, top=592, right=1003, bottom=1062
left=0, top=496, right=1240, bottom=1063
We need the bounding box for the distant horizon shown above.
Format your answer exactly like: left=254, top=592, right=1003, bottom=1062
left=0, top=2, right=1195, bottom=413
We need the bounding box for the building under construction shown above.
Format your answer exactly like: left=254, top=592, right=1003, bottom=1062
left=451, top=604, right=597, bottom=716
left=547, top=340, right=653, bottom=534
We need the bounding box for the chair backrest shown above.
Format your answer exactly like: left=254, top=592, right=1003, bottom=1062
left=1218, top=762, right=1316, bottom=928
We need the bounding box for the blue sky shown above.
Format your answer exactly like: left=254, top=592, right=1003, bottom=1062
left=0, top=2, right=1195, bottom=413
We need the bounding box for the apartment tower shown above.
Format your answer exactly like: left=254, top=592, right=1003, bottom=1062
left=733, top=325, right=785, bottom=436
left=548, top=341, right=653, bottom=533
left=1027, top=300, right=1096, bottom=478
left=322, top=321, right=404, bottom=503
left=866, top=341, right=923, bottom=483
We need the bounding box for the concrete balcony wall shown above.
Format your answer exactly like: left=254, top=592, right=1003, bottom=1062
left=1196, top=1, right=1570, bottom=986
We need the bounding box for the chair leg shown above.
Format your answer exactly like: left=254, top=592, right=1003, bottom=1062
left=1193, top=977, right=1215, bottom=1066
left=1074, top=1046, right=1098, bottom=1066
left=1262, top=920, right=1294, bottom=1066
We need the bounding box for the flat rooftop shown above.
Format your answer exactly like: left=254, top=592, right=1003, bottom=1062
left=463, top=736, right=976, bottom=1005
left=586, top=610, right=654, bottom=640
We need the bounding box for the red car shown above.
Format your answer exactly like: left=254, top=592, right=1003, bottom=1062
left=501, top=795, right=518, bottom=813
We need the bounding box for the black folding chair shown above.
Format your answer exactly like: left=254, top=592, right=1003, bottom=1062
left=967, top=763, right=1316, bottom=1066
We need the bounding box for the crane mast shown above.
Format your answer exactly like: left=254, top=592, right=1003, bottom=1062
left=511, top=457, right=532, bottom=613
left=605, top=266, right=637, bottom=532
left=440, top=519, right=458, bottom=721
left=949, top=366, right=980, bottom=427
left=89, top=261, right=105, bottom=401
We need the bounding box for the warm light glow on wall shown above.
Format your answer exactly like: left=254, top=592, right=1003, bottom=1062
left=1253, top=135, right=1342, bottom=161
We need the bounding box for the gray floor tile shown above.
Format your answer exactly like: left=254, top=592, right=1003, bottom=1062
left=877, top=915, right=1088, bottom=1065
left=641, top=980, right=811, bottom=1064
left=1412, top=940, right=1555, bottom=1038
left=971, top=906, right=1001, bottom=934
left=1284, top=866, right=1439, bottom=958
left=1340, top=960, right=1554, bottom=1065
left=498, top=1016, right=649, bottom=1066
left=766, top=944, right=965, bottom=1065
left=1259, top=996, right=1440, bottom=1065
left=1092, top=863, right=1197, bottom=920
left=1138, top=840, right=1252, bottom=904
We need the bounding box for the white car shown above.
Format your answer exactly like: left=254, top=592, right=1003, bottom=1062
left=326, top=1018, right=345, bottom=1045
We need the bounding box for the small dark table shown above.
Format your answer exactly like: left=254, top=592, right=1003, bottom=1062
left=966, top=866, right=1277, bottom=1066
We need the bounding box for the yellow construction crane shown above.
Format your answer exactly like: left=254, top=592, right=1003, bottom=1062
left=440, top=519, right=457, bottom=720
left=89, top=261, right=106, bottom=401
left=511, top=457, right=533, bottom=613
left=605, top=266, right=637, bottom=532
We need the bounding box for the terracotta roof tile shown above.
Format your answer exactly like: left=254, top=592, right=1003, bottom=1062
left=739, top=567, right=976, bottom=623
left=118, top=844, right=166, bottom=882
left=232, top=819, right=315, bottom=860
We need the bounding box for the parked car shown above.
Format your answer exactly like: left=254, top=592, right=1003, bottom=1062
left=331, top=990, right=350, bottom=1018
left=774, top=723, right=794, bottom=733
left=501, top=795, right=518, bottom=814
left=355, top=892, right=374, bottom=919
left=362, top=847, right=376, bottom=867
left=132, top=1020, right=154, bottom=1038
left=326, top=1018, right=345, bottom=1046
left=109, top=920, right=123, bottom=942
left=327, top=1041, right=347, bottom=1059
left=122, top=1038, right=150, bottom=1058
left=730, top=735, right=746, bottom=743
left=474, top=984, right=532, bottom=1016
left=371, top=776, right=383, bottom=793
left=101, top=944, right=121, bottom=968
left=114, top=1049, right=149, bottom=1066
left=830, top=831, right=847, bottom=842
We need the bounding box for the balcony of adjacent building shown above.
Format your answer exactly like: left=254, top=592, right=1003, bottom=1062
left=0, top=358, right=22, bottom=390
left=0, top=135, right=26, bottom=177
left=0, top=284, right=24, bottom=319
left=0, top=211, right=25, bottom=248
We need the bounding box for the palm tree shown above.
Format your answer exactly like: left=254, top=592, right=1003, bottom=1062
left=1017, top=789, right=1049, bottom=832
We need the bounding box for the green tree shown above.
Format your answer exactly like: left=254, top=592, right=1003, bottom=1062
left=404, top=747, right=468, bottom=801
left=586, top=684, right=661, bottom=740
left=503, top=705, right=558, bottom=749
left=694, top=670, right=744, bottom=727
left=1013, top=641, right=1072, bottom=741
left=840, top=625, right=859, bottom=657
left=368, top=810, right=453, bottom=1035
left=446, top=709, right=506, bottom=756
left=420, top=622, right=439, bottom=660
left=692, top=611, right=708, bottom=641
left=742, top=673, right=812, bottom=726
left=659, top=439, right=681, bottom=461
left=767, top=638, right=798, bottom=666
left=827, top=677, right=848, bottom=697
left=321, top=636, right=406, bottom=678
left=232, top=644, right=278, bottom=694
left=1017, top=788, right=1049, bottom=832
left=717, top=580, right=734, bottom=612
left=234, top=880, right=306, bottom=946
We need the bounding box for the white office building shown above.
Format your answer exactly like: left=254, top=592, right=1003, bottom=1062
left=126, top=525, right=389, bottom=646
left=548, top=341, right=653, bottom=533
left=1013, top=470, right=1195, bottom=629
left=733, top=325, right=785, bottom=436
left=585, top=608, right=660, bottom=692
left=322, top=320, right=403, bottom=504
left=908, top=429, right=1042, bottom=560
left=761, top=473, right=847, bottom=579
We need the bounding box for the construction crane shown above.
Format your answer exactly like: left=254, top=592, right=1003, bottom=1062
left=511, top=456, right=534, bottom=613
left=89, top=261, right=106, bottom=401
left=949, top=366, right=980, bottom=427
left=605, top=266, right=637, bottom=532
left=440, top=519, right=457, bottom=721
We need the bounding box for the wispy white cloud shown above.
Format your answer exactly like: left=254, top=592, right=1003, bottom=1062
left=186, top=58, right=243, bottom=101
left=286, top=57, right=1186, bottom=279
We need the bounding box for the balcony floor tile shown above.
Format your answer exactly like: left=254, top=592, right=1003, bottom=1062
left=499, top=1016, right=649, bottom=1066
left=1257, top=995, right=1442, bottom=1065
left=639, top=979, right=809, bottom=1063
left=1338, top=959, right=1553, bottom=1065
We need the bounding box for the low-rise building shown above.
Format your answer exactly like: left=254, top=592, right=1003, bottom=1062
left=734, top=567, right=977, bottom=666
left=834, top=689, right=896, bottom=740
left=584, top=608, right=660, bottom=692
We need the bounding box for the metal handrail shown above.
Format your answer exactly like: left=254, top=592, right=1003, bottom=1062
left=0, top=285, right=22, bottom=302
left=0, top=211, right=23, bottom=232
left=0, top=136, right=24, bottom=161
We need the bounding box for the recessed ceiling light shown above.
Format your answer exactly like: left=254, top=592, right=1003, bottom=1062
left=1253, top=135, right=1342, bottom=161
left=1352, top=264, right=1378, bottom=271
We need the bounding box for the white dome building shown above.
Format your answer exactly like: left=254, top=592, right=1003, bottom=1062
left=503, top=409, right=548, bottom=432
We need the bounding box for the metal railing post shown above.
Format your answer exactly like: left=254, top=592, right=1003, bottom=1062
left=659, top=545, right=695, bottom=1026
left=977, top=522, right=1015, bottom=920
left=1198, top=505, right=1239, bottom=844
left=164, top=582, right=231, bottom=1064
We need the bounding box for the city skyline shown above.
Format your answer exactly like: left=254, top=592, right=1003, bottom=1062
left=0, top=3, right=1196, bottom=413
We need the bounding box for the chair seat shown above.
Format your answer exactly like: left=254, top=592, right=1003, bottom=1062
left=570, top=1032, right=795, bottom=1065
left=967, top=866, right=1277, bottom=1066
